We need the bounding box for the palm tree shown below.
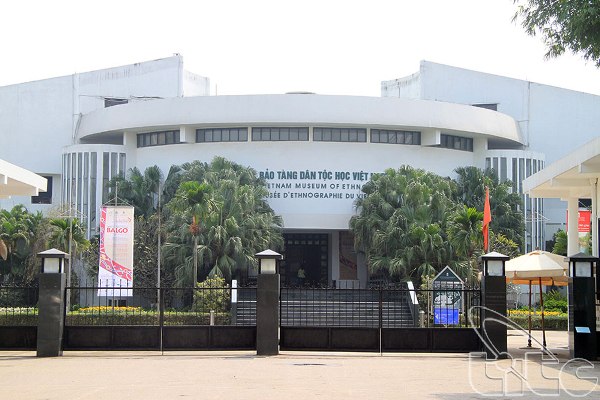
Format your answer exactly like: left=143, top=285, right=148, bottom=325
left=164, top=157, right=283, bottom=285
left=350, top=166, right=456, bottom=282
left=109, top=166, right=163, bottom=217
left=447, top=206, right=483, bottom=285
left=453, top=166, right=524, bottom=248
left=0, top=205, right=46, bottom=282
left=48, top=217, right=90, bottom=306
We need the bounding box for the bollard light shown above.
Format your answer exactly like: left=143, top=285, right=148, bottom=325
left=255, top=249, right=283, bottom=275
left=568, top=252, right=597, bottom=278
left=480, top=251, right=509, bottom=277
left=38, top=248, right=69, bottom=274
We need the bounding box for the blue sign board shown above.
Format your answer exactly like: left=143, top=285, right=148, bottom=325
left=434, top=308, right=460, bottom=325
left=432, top=266, right=463, bottom=326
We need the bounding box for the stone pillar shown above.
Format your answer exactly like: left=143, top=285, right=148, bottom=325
left=567, top=253, right=597, bottom=361
left=480, top=252, right=509, bottom=359
left=256, top=274, right=279, bottom=355
left=481, top=275, right=507, bottom=358
left=37, top=273, right=66, bottom=357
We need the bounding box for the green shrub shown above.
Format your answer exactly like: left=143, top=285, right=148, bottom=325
left=192, top=276, right=230, bottom=313
left=543, top=290, right=568, bottom=313
left=508, top=314, right=567, bottom=330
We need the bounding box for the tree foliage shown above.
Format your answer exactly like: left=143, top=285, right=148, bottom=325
left=514, top=0, right=600, bottom=67
left=350, top=166, right=455, bottom=280
left=0, top=205, right=50, bottom=283
left=163, top=157, right=283, bottom=285
left=454, top=166, right=524, bottom=248
left=351, top=165, right=525, bottom=283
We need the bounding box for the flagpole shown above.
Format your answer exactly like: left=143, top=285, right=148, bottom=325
left=483, top=186, right=491, bottom=253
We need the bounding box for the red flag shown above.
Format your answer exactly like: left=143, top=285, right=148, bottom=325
left=483, top=187, right=491, bottom=252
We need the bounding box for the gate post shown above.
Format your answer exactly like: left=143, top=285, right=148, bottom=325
left=480, top=252, right=509, bottom=359
left=36, top=249, right=69, bottom=357
left=255, top=250, right=282, bottom=356
left=567, top=253, right=597, bottom=361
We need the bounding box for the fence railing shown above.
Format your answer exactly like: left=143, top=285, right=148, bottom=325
left=279, top=286, right=481, bottom=328
left=0, top=282, right=480, bottom=329
left=0, top=285, right=39, bottom=326
left=65, top=283, right=257, bottom=327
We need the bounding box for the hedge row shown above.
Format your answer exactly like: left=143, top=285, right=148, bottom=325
left=508, top=315, right=567, bottom=330
left=2, top=312, right=568, bottom=330
left=0, top=312, right=231, bottom=326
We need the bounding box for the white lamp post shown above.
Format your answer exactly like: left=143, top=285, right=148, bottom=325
left=255, top=249, right=282, bottom=275
left=38, top=248, right=69, bottom=274
left=480, top=251, right=508, bottom=277
left=568, top=252, right=596, bottom=278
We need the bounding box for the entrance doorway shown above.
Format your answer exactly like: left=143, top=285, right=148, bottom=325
left=280, top=233, right=329, bottom=286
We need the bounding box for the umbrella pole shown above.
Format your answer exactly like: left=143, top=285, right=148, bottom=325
left=528, top=280, right=532, bottom=348
left=539, top=277, right=546, bottom=348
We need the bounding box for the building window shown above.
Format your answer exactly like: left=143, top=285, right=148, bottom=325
left=104, top=98, right=128, bottom=108
left=472, top=103, right=498, bottom=111
left=370, top=129, right=421, bottom=145
left=313, top=127, right=367, bottom=142
left=440, top=134, right=473, bottom=152
left=31, top=176, right=53, bottom=204
left=196, top=128, right=248, bottom=143
left=252, top=127, right=309, bottom=141
left=137, top=130, right=180, bottom=148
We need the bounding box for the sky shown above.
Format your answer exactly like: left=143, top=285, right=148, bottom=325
left=1, top=0, right=599, bottom=96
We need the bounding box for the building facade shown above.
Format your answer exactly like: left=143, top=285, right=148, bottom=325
left=4, top=56, right=598, bottom=286
left=382, top=61, right=600, bottom=251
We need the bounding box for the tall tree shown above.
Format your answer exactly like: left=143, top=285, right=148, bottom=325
left=109, top=166, right=163, bottom=217
left=514, top=0, right=600, bottom=67
left=164, top=157, right=283, bottom=285
left=0, top=205, right=48, bottom=283
left=454, top=166, right=524, bottom=249
left=447, top=206, right=483, bottom=285
left=351, top=166, right=456, bottom=280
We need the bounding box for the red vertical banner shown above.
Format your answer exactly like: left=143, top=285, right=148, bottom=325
left=483, top=187, right=491, bottom=252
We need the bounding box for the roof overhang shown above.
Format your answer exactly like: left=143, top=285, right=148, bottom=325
left=523, top=137, right=600, bottom=199
left=0, top=159, right=47, bottom=199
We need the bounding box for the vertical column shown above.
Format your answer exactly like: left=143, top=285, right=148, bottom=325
left=592, top=179, right=599, bottom=257
left=480, top=253, right=509, bottom=359
left=567, top=254, right=597, bottom=361
left=37, top=273, right=66, bottom=357
left=256, top=274, right=280, bottom=355
left=180, top=126, right=195, bottom=143
left=567, top=197, right=579, bottom=256
left=330, top=231, right=340, bottom=286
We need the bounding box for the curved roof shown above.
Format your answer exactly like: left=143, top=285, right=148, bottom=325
left=77, top=94, right=524, bottom=144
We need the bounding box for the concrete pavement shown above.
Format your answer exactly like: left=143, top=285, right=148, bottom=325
left=0, top=330, right=598, bottom=399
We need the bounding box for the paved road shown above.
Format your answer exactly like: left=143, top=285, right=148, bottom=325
left=1, top=331, right=598, bottom=399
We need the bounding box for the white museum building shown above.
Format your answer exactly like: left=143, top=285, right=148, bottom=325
left=1, top=55, right=598, bottom=287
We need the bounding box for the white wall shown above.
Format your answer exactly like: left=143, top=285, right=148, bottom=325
left=77, top=94, right=523, bottom=145
left=133, top=139, right=478, bottom=230
left=0, top=76, right=74, bottom=174
left=394, top=61, right=600, bottom=164
left=0, top=56, right=208, bottom=212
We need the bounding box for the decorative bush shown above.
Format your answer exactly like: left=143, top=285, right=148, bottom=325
left=543, top=290, right=568, bottom=313
left=192, top=276, right=230, bottom=313
left=508, top=314, right=567, bottom=330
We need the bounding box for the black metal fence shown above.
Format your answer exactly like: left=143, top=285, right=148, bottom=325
left=0, top=285, right=38, bottom=326
left=279, top=286, right=481, bottom=328
left=0, top=281, right=481, bottom=351
left=66, top=282, right=256, bottom=327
